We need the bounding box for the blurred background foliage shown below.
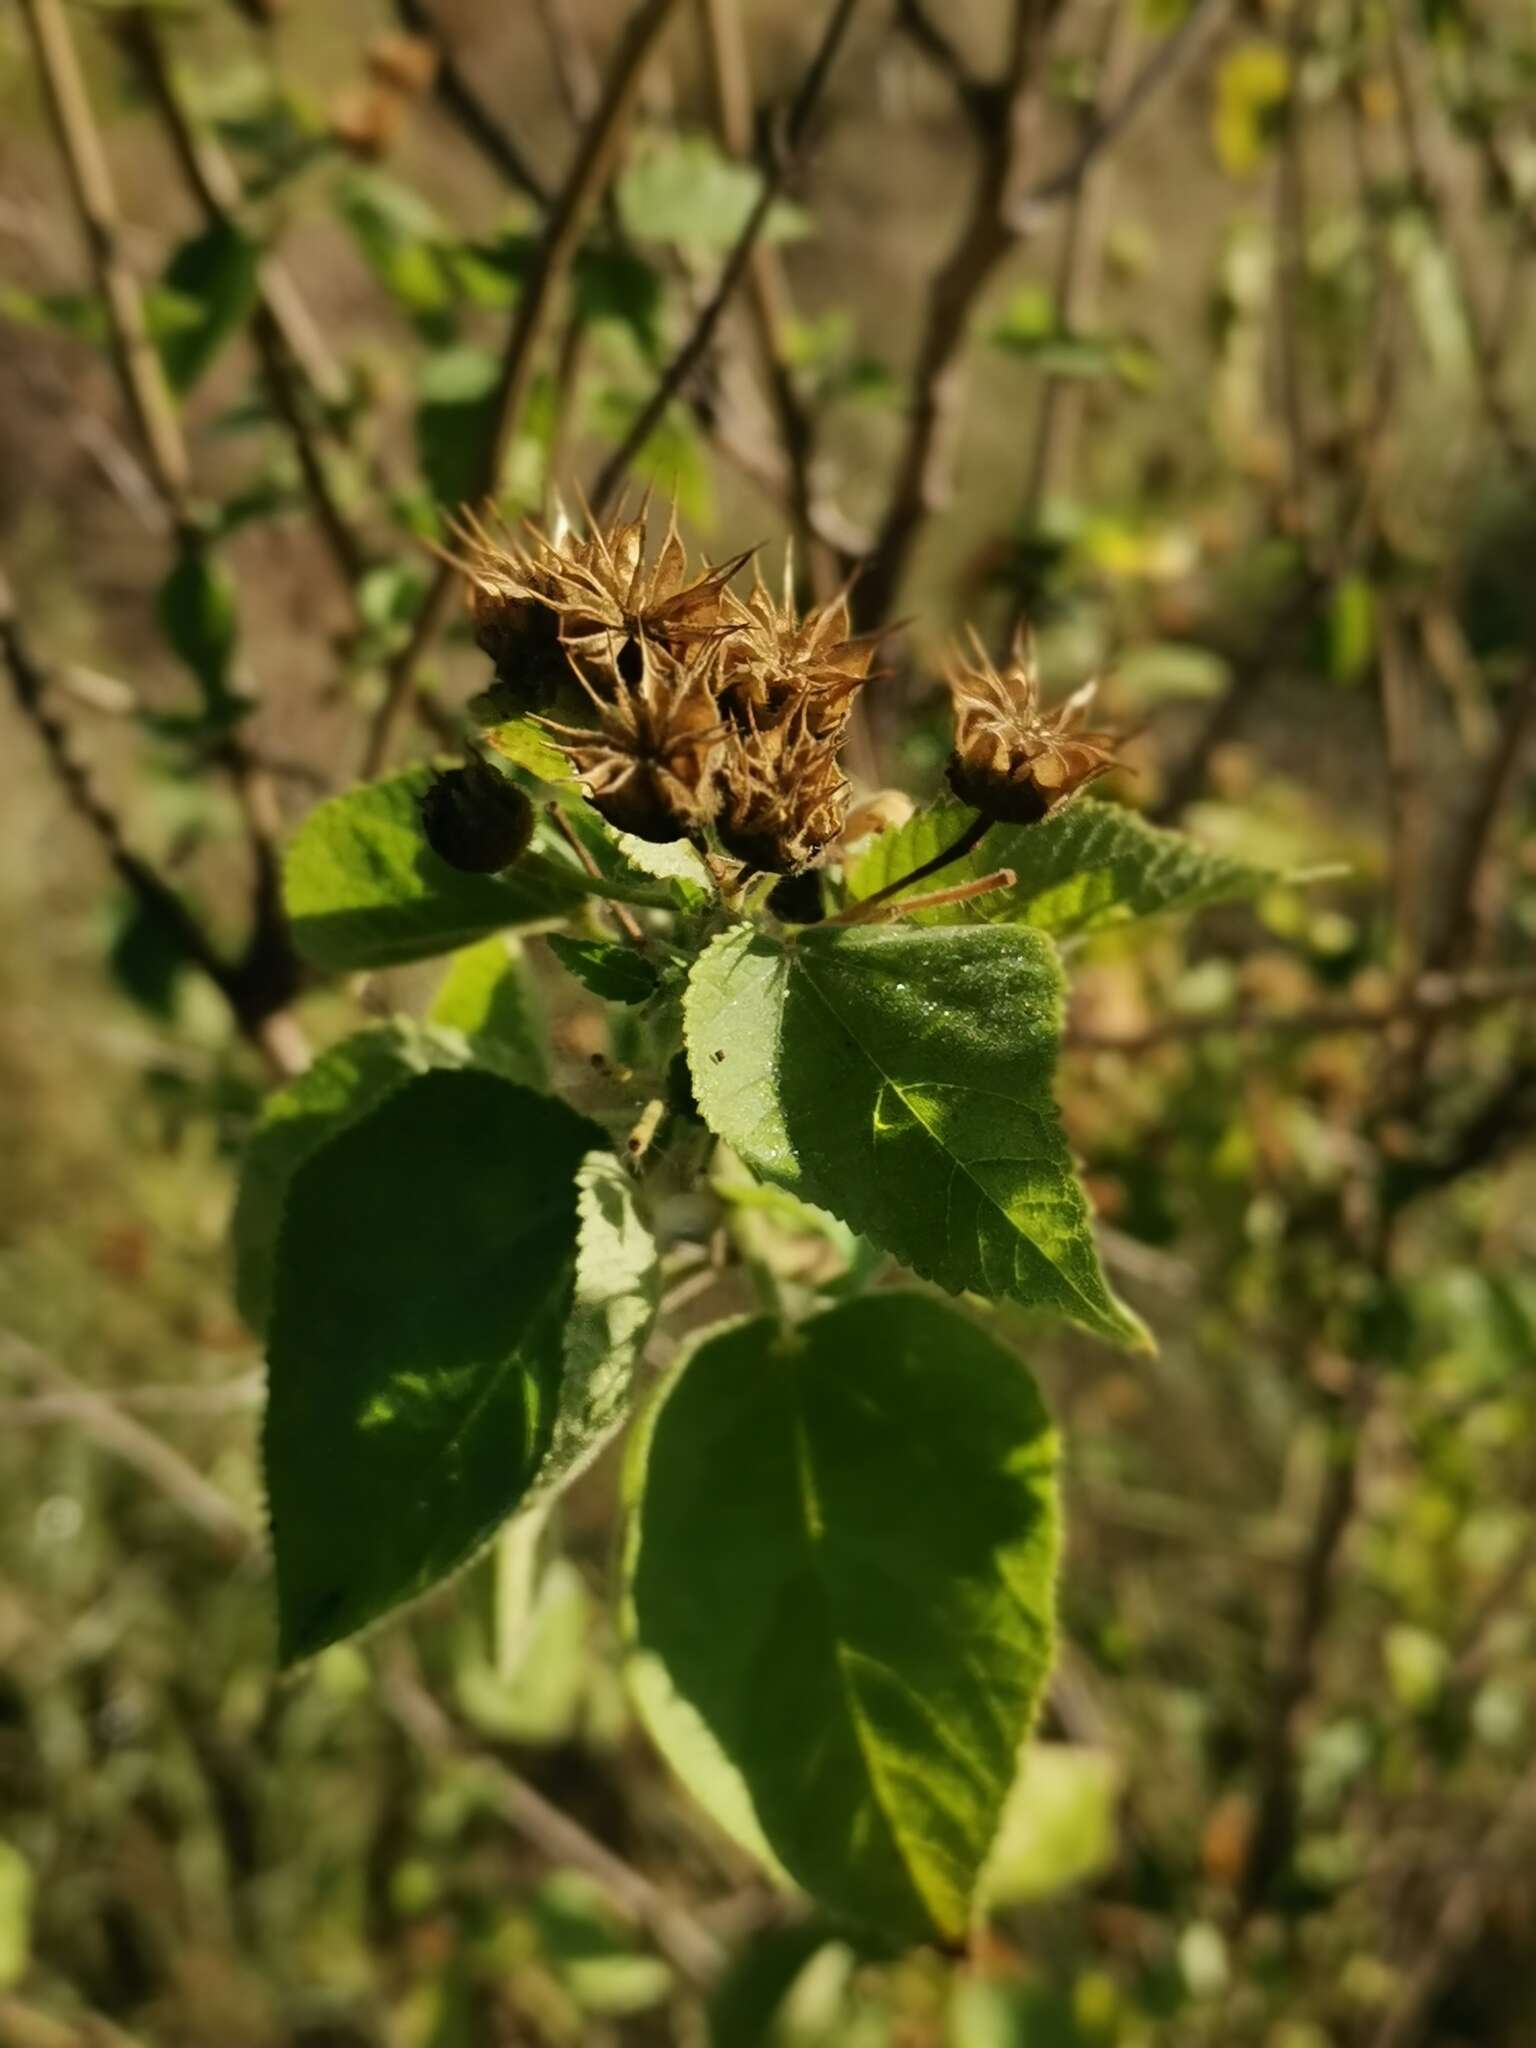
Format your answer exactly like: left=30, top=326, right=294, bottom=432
left=1, top=0, right=1535, bottom=2041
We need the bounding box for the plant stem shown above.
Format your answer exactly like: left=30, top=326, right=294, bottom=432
left=844, top=810, right=994, bottom=914
left=363, top=0, right=689, bottom=781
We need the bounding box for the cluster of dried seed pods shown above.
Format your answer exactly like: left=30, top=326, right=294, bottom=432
left=447, top=499, right=877, bottom=874
left=430, top=501, right=1124, bottom=881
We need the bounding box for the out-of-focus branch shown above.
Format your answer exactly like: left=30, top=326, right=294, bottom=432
left=1369, top=1760, right=1536, bottom=2048
left=0, top=1332, right=258, bottom=1562
left=1067, top=966, right=1536, bottom=1053
left=1019, top=0, right=1135, bottom=527
left=117, top=11, right=371, bottom=600
left=698, top=0, right=828, bottom=591
left=851, top=0, right=1059, bottom=633
left=1272, top=0, right=1314, bottom=537
left=378, top=1642, right=728, bottom=1985
left=17, top=0, right=309, bottom=1073
left=590, top=0, right=862, bottom=519
left=363, top=0, right=690, bottom=779
left=389, top=0, right=551, bottom=207
left=17, top=0, right=191, bottom=516
left=858, top=0, right=1223, bottom=632
left=1429, top=662, right=1536, bottom=969
left=1009, top=0, right=1227, bottom=229
left=1379, top=0, right=1529, bottom=461
left=0, top=571, right=307, bottom=1078
left=534, top=0, right=602, bottom=126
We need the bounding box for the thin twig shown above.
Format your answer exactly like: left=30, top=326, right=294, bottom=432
left=18, top=0, right=191, bottom=515
left=853, top=0, right=1057, bottom=632
left=363, top=0, right=689, bottom=780
left=860, top=0, right=1227, bottom=630
left=533, top=0, right=602, bottom=125
left=0, top=570, right=307, bottom=1079
left=698, top=0, right=830, bottom=587
left=0, top=1332, right=258, bottom=1562
left=590, top=0, right=862, bottom=519
left=1429, top=662, right=1536, bottom=970
left=1009, top=0, right=1227, bottom=229
left=1066, top=967, right=1536, bottom=1053
left=118, top=11, right=371, bottom=598
left=1019, top=0, right=1136, bottom=527
left=1369, top=1760, right=1536, bottom=2048
left=378, top=1642, right=727, bottom=1985
left=546, top=804, right=647, bottom=947
left=837, top=809, right=993, bottom=916
left=390, top=0, right=551, bottom=206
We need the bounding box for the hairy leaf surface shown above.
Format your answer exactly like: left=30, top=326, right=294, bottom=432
left=284, top=769, right=585, bottom=971
left=265, top=1070, right=609, bottom=1662
left=625, top=1294, right=1060, bottom=1941
left=846, top=797, right=1270, bottom=936
left=685, top=922, right=1142, bottom=1346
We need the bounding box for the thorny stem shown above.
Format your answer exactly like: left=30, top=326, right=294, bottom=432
left=363, top=0, right=689, bottom=781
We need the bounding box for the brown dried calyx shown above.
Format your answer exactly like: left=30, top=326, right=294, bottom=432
left=448, top=498, right=750, bottom=717
left=540, top=634, right=727, bottom=845
left=945, top=626, right=1122, bottom=826
left=448, top=504, right=876, bottom=874
left=719, top=556, right=878, bottom=738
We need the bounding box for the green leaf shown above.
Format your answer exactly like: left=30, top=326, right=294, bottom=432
left=980, top=1745, right=1123, bottom=1906
left=232, top=1022, right=466, bottom=1335
left=547, top=934, right=660, bottom=1005
left=532, top=1871, right=672, bottom=2016
left=0, top=1840, right=32, bottom=1992
left=684, top=922, right=1143, bottom=1347
left=336, top=170, right=456, bottom=332
left=264, top=1069, right=603, bottom=1662
left=845, top=797, right=1271, bottom=937
left=157, top=537, right=240, bottom=714
left=156, top=221, right=261, bottom=393
left=617, top=130, right=809, bottom=252
left=624, top=1293, right=1060, bottom=1942
left=415, top=344, right=499, bottom=507
left=429, top=936, right=547, bottom=1084
left=1213, top=41, right=1290, bottom=175
left=284, top=768, right=585, bottom=971
left=530, top=1150, right=659, bottom=1505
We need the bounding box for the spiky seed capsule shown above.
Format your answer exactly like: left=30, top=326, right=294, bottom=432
left=419, top=760, right=534, bottom=873
left=945, top=626, right=1122, bottom=826
left=719, top=558, right=878, bottom=737
left=448, top=499, right=750, bottom=705
left=539, top=635, right=726, bottom=845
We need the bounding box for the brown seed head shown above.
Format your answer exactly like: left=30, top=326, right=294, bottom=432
left=945, top=625, right=1122, bottom=825
left=539, top=634, right=727, bottom=844
left=721, top=554, right=878, bottom=737
left=715, top=702, right=850, bottom=874
left=448, top=498, right=750, bottom=712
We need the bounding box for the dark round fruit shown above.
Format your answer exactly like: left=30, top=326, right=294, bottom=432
left=766, top=869, right=825, bottom=923
left=419, top=762, right=535, bottom=873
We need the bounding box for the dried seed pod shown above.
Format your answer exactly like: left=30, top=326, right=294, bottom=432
left=447, top=498, right=751, bottom=703
left=721, top=553, right=878, bottom=736
left=945, top=626, right=1122, bottom=825
left=419, top=759, right=534, bottom=874
left=540, top=635, right=727, bottom=844
left=715, top=704, right=850, bottom=874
